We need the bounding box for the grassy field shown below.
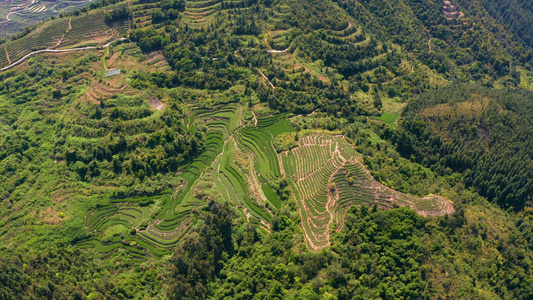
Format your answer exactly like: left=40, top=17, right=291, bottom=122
left=370, top=112, right=400, bottom=128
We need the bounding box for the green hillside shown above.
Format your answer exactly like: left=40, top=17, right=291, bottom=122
left=397, top=85, right=533, bottom=211
left=1, top=0, right=533, bottom=298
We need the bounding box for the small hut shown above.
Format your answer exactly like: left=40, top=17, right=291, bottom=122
left=105, top=68, right=121, bottom=77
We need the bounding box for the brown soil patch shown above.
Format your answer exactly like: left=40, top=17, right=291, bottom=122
left=268, top=29, right=288, bottom=36
left=63, top=29, right=118, bottom=48
left=106, top=52, right=120, bottom=69
left=144, top=50, right=167, bottom=64
left=150, top=97, right=164, bottom=110
left=83, top=75, right=134, bottom=104
left=38, top=207, right=67, bottom=225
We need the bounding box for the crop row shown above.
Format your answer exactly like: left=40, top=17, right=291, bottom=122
left=218, top=141, right=271, bottom=222
left=183, top=5, right=218, bottom=14
left=263, top=118, right=295, bottom=138
left=0, top=18, right=69, bottom=68
left=297, top=199, right=331, bottom=249
left=75, top=106, right=236, bottom=257
left=236, top=126, right=280, bottom=181
left=77, top=108, right=290, bottom=256
left=281, top=139, right=348, bottom=245
left=281, top=135, right=379, bottom=248
left=289, top=144, right=335, bottom=179
left=414, top=196, right=443, bottom=211
left=261, top=184, right=281, bottom=209
left=186, top=0, right=222, bottom=9
left=152, top=107, right=233, bottom=232
left=256, top=114, right=286, bottom=128
left=332, top=170, right=382, bottom=210
left=294, top=156, right=344, bottom=219
left=61, top=11, right=117, bottom=47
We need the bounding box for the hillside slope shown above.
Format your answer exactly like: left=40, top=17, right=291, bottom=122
left=397, top=85, right=533, bottom=210
left=1, top=0, right=533, bottom=298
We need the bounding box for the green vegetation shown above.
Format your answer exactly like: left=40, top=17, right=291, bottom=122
left=278, top=132, right=452, bottom=249
left=262, top=184, right=282, bottom=209
left=396, top=84, right=533, bottom=211
left=166, top=197, right=533, bottom=299
left=2, top=0, right=533, bottom=298
left=370, top=112, right=399, bottom=128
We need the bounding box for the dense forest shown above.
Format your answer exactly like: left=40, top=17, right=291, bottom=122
left=4, top=196, right=533, bottom=299
left=1, top=0, right=533, bottom=298
left=397, top=85, right=533, bottom=211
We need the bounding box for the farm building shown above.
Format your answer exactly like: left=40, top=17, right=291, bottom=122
left=105, top=68, right=121, bottom=77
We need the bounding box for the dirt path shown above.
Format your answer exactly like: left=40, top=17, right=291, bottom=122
left=0, top=12, right=17, bottom=23
left=257, top=68, right=275, bottom=89
left=342, top=21, right=351, bottom=32
left=264, top=35, right=290, bottom=53
left=264, top=36, right=269, bottom=49
left=212, top=124, right=247, bottom=173
left=4, top=47, right=10, bottom=64
left=428, top=38, right=432, bottom=53
left=266, top=48, right=288, bottom=53
left=103, top=38, right=127, bottom=48
left=286, top=137, right=349, bottom=250
left=245, top=155, right=270, bottom=207
left=1, top=47, right=98, bottom=71
left=1, top=38, right=124, bottom=72
left=296, top=154, right=336, bottom=183
left=323, top=165, right=346, bottom=243
left=278, top=153, right=286, bottom=177
left=54, top=19, right=71, bottom=48
left=251, top=110, right=258, bottom=126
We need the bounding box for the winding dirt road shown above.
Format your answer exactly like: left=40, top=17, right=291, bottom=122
left=0, top=47, right=99, bottom=71
left=266, top=48, right=288, bottom=53
left=0, top=11, right=20, bottom=24
left=1, top=38, right=127, bottom=72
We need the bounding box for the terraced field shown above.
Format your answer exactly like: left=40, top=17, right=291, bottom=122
left=279, top=134, right=454, bottom=250
left=181, top=0, right=256, bottom=28
left=79, top=104, right=454, bottom=256
left=80, top=105, right=274, bottom=256
left=59, top=11, right=128, bottom=47
left=0, top=0, right=457, bottom=251
left=0, top=17, right=69, bottom=67
left=0, top=0, right=93, bottom=38
left=0, top=10, right=129, bottom=69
